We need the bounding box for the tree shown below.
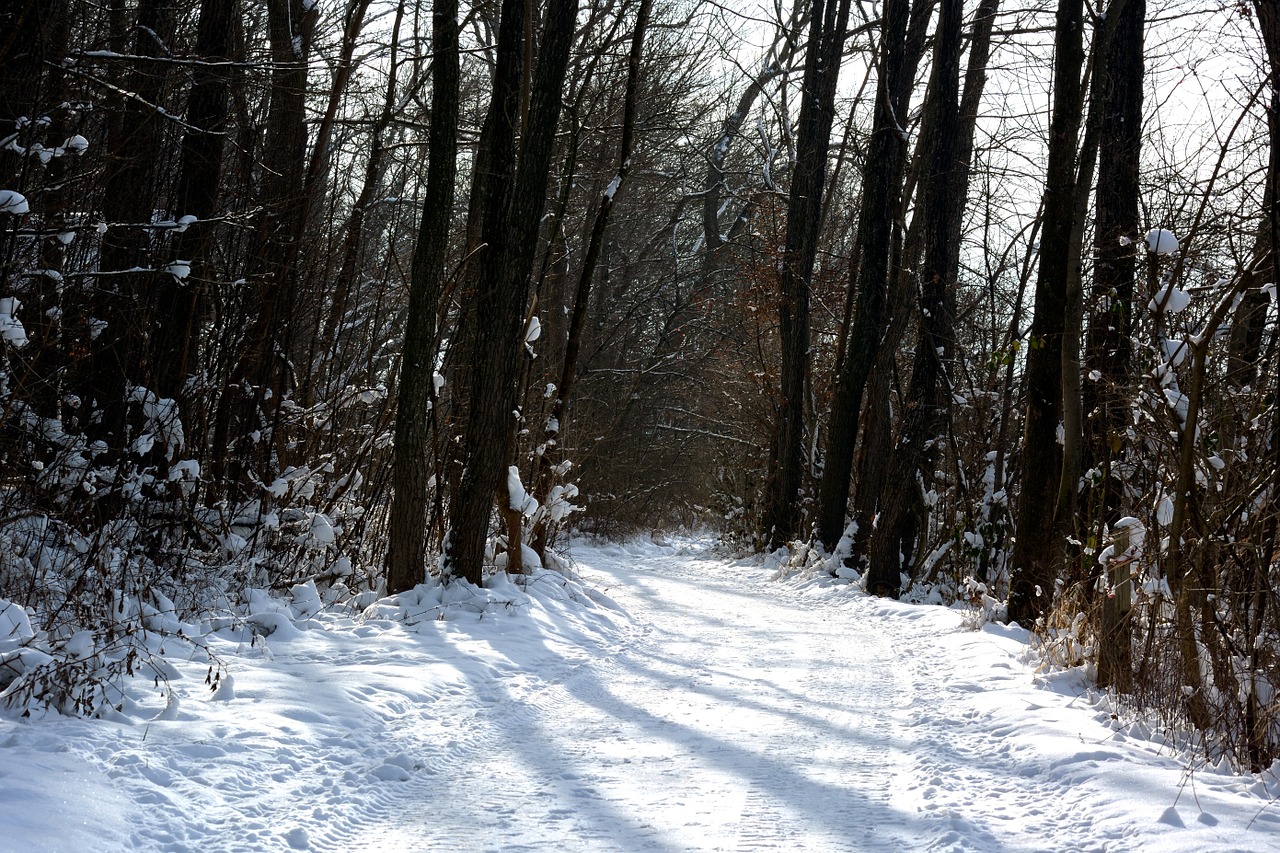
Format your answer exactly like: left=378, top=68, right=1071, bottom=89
left=866, top=0, right=963, bottom=597
left=816, top=0, right=924, bottom=551
left=1085, top=0, right=1145, bottom=690
left=149, top=0, right=237, bottom=402
left=762, top=0, right=853, bottom=548
left=91, top=0, right=178, bottom=461
left=386, top=0, right=461, bottom=595
left=1006, top=0, right=1085, bottom=626
left=445, top=0, right=580, bottom=585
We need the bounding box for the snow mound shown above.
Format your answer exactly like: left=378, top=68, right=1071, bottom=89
left=1146, top=227, right=1179, bottom=255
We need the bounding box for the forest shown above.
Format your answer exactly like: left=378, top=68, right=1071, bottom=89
left=1, top=0, right=1279, bottom=774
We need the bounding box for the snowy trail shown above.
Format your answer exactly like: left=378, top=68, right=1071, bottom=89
left=375, top=542, right=918, bottom=851
left=4, top=538, right=1278, bottom=852
left=359, top=541, right=1262, bottom=852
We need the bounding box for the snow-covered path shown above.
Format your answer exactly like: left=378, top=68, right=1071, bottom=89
left=368, top=541, right=1271, bottom=852
left=3, top=538, right=1278, bottom=852
left=379, top=541, right=924, bottom=851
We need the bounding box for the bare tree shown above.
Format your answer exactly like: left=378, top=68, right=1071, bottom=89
left=762, top=0, right=853, bottom=547
left=816, top=0, right=928, bottom=551
left=386, top=0, right=461, bottom=594
left=1006, top=0, right=1085, bottom=626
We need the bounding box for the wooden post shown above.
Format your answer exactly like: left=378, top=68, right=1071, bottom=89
left=1098, top=521, right=1135, bottom=691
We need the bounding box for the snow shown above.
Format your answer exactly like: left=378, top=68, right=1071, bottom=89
left=301, top=512, right=336, bottom=548
left=1, top=538, right=1277, bottom=851
left=507, top=465, right=539, bottom=516
left=0, top=190, right=29, bottom=215
left=0, top=600, right=34, bottom=643
left=0, top=296, right=29, bottom=347
left=1162, top=336, right=1190, bottom=365
left=1150, top=284, right=1191, bottom=314
left=1146, top=228, right=1180, bottom=255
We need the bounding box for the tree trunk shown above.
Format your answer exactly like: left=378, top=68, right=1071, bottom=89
left=763, top=0, right=852, bottom=548
left=867, top=0, right=963, bottom=597
left=150, top=0, right=237, bottom=402
left=815, top=0, right=926, bottom=551
left=91, top=0, right=176, bottom=451
left=0, top=1, right=64, bottom=172
left=1085, top=0, right=1144, bottom=691
left=446, top=0, right=579, bottom=586
left=0, top=0, right=69, bottom=421
left=1006, top=0, right=1085, bottom=627
left=385, top=0, right=460, bottom=595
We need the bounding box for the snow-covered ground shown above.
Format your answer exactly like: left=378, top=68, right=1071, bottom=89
left=2, top=537, right=1278, bottom=852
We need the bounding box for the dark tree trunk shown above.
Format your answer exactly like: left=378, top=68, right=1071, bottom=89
left=1247, top=0, right=1280, bottom=769
left=867, top=0, right=963, bottom=597
left=0, top=1, right=65, bottom=171
left=845, top=0, right=998, bottom=571
left=440, top=0, right=526, bottom=582
left=763, top=0, right=853, bottom=548
left=446, top=0, right=579, bottom=586
left=241, top=0, right=316, bottom=395
left=1, top=0, right=69, bottom=421
left=815, top=0, right=920, bottom=550
left=385, top=0, right=460, bottom=595
left=1084, top=0, right=1144, bottom=690
left=150, top=0, right=237, bottom=401
left=1225, top=194, right=1274, bottom=394
left=1007, top=0, right=1085, bottom=627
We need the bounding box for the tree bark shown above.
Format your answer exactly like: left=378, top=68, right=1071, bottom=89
left=91, top=0, right=176, bottom=451
left=446, top=0, right=579, bottom=586
left=1084, top=0, right=1144, bottom=690
left=0, top=0, right=69, bottom=421
left=763, top=0, right=852, bottom=548
left=150, top=0, right=237, bottom=401
left=866, top=0, right=962, bottom=597
left=1006, top=0, right=1085, bottom=626
left=815, top=0, right=922, bottom=550
left=385, top=0, right=460, bottom=595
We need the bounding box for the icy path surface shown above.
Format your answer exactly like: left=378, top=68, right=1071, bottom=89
left=372, top=540, right=1275, bottom=853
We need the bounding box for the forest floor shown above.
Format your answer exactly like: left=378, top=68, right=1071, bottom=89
left=2, top=537, right=1279, bottom=852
